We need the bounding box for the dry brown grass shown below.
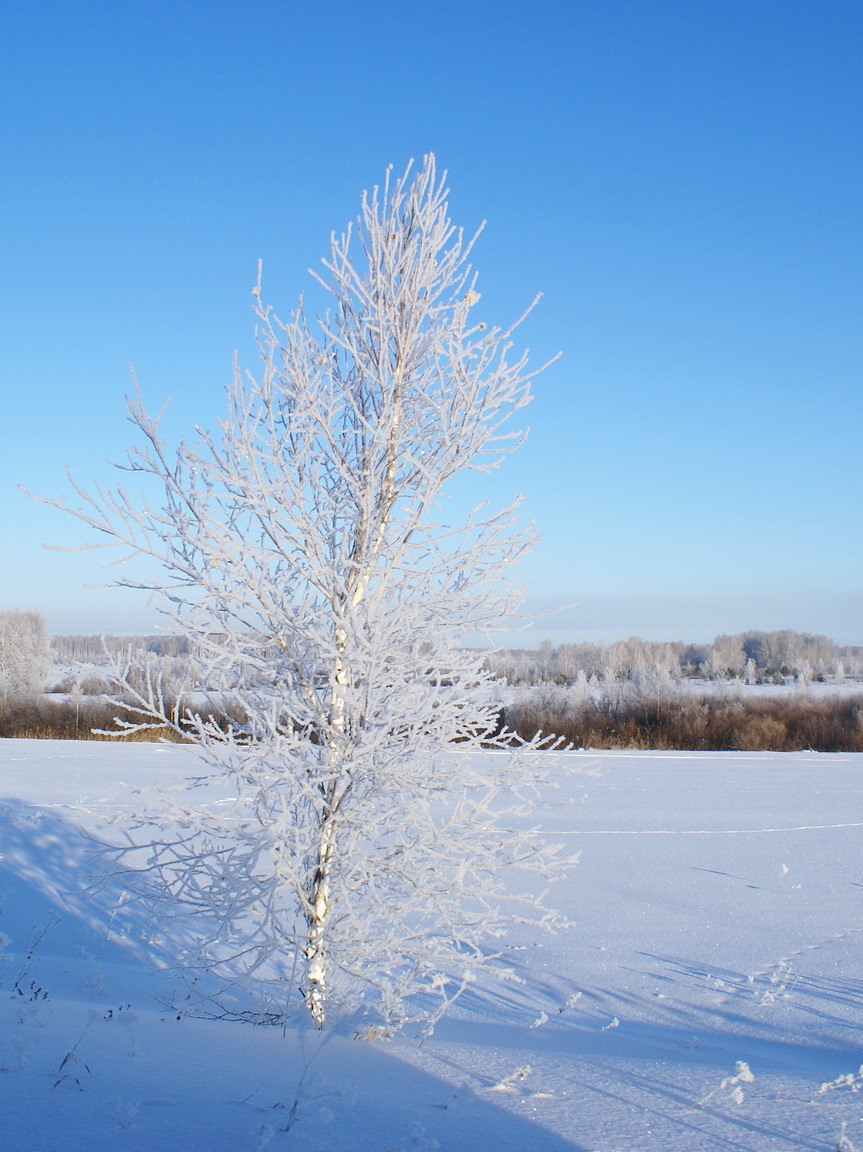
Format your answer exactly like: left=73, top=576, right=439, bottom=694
left=5, top=690, right=862, bottom=752
left=0, top=695, right=187, bottom=741
left=505, top=692, right=863, bottom=752
left=0, top=695, right=247, bottom=742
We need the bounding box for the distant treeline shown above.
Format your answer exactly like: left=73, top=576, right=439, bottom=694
left=51, top=628, right=862, bottom=686
left=4, top=626, right=860, bottom=751
left=486, top=630, right=862, bottom=686
left=52, top=634, right=191, bottom=660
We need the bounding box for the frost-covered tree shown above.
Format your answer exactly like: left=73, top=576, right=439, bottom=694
left=709, top=633, right=747, bottom=679
left=0, top=610, right=51, bottom=697
left=34, top=157, right=569, bottom=1031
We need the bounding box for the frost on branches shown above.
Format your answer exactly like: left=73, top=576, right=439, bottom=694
left=0, top=610, right=51, bottom=697
left=38, top=156, right=569, bottom=1031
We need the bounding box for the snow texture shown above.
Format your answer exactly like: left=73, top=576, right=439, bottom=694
left=1, top=737, right=861, bottom=1150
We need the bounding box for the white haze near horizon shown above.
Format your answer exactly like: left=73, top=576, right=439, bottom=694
left=31, top=589, right=863, bottom=649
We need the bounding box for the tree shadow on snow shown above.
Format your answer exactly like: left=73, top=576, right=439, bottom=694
left=0, top=797, right=198, bottom=1003
left=293, top=1028, right=591, bottom=1152
left=453, top=942, right=862, bottom=1075
left=0, top=799, right=589, bottom=1151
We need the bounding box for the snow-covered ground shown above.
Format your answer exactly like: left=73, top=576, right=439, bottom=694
left=684, top=677, right=863, bottom=698
left=1, top=739, right=861, bottom=1151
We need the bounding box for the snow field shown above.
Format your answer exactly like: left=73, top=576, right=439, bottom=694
left=0, top=739, right=861, bottom=1151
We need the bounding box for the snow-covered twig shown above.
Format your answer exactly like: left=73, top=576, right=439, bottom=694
left=813, top=1067, right=863, bottom=1102
left=697, top=1061, right=755, bottom=1106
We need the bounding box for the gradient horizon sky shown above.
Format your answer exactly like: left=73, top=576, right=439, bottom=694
left=1, top=1, right=861, bottom=646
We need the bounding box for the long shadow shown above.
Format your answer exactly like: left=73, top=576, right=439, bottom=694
left=0, top=797, right=191, bottom=1006
left=425, top=960, right=863, bottom=1152
left=634, top=950, right=863, bottom=1052
left=452, top=941, right=863, bottom=1070
left=432, top=1003, right=863, bottom=1073
left=420, top=935, right=863, bottom=1152
left=0, top=797, right=193, bottom=942
left=512, top=939, right=859, bottom=1041
left=0, top=798, right=589, bottom=1150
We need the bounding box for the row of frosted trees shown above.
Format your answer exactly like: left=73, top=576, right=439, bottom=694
left=3, top=623, right=856, bottom=699
left=487, top=631, right=861, bottom=686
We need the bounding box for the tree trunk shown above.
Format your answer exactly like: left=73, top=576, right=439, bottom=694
left=305, top=804, right=337, bottom=1026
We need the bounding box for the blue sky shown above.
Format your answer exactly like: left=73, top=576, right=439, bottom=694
left=1, top=0, right=861, bottom=644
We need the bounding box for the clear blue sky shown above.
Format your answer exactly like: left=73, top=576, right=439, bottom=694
left=1, top=0, right=861, bottom=645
